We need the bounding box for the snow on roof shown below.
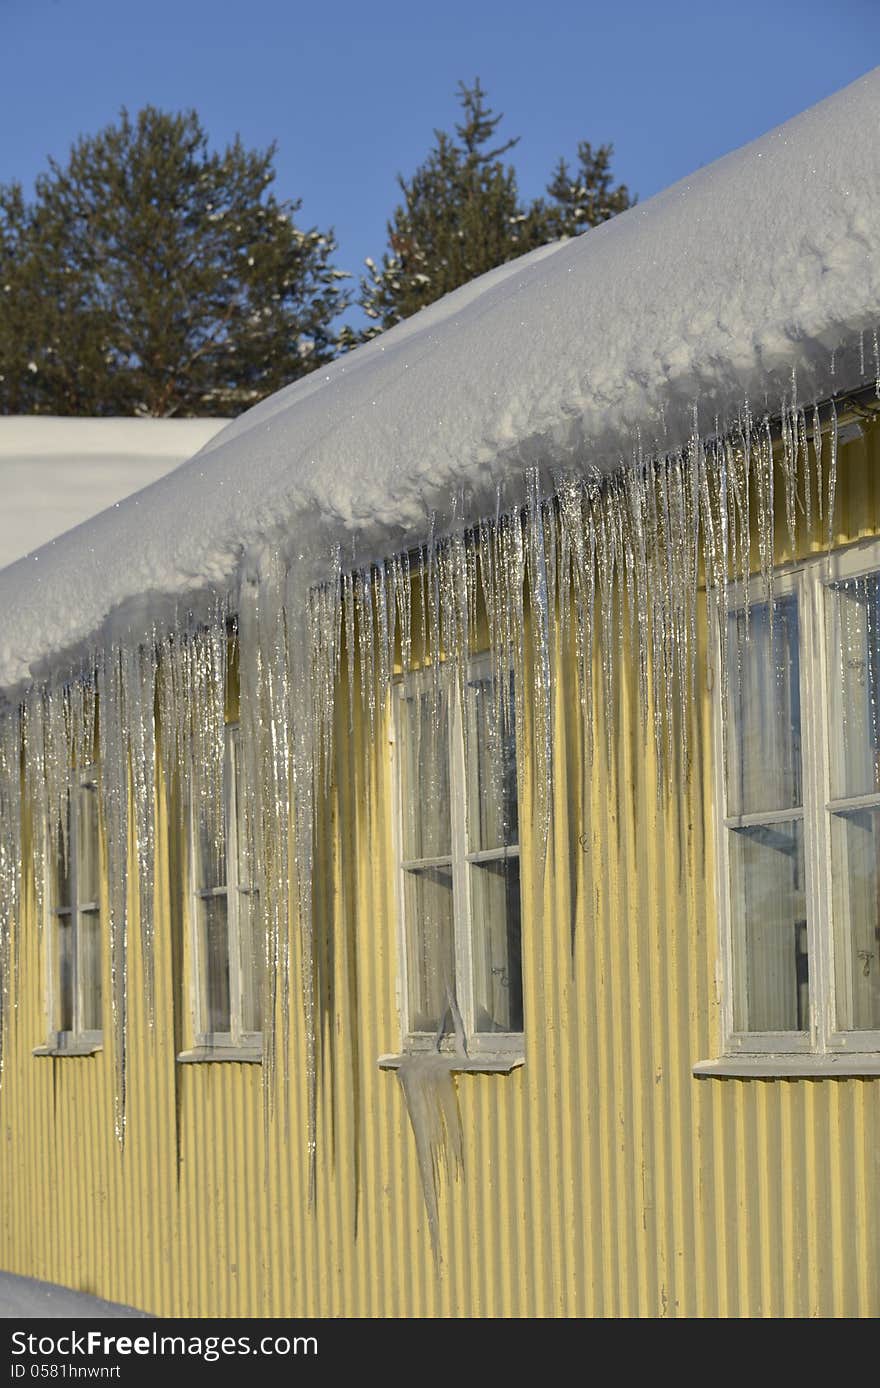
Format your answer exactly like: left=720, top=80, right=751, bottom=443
left=0, top=417, right=225, bottom=570
left=1, top=68, right=878, bottom=693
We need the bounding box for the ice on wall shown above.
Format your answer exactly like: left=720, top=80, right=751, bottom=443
left=0, top=69, right=878, bottom=1225
left=396, top=1054, right=464, bottom=1257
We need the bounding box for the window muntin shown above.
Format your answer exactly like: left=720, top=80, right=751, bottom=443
left=189, top=724, right=263, bottom=1055
left=47, top=767, right=103, bottom=1047
left=395, top=659, right=523, bottom=1056
left=717, top=542, right=880, bottom=1057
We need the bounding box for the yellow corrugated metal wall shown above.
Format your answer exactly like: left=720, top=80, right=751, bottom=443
left=1, top=420, right=879, bottom=1317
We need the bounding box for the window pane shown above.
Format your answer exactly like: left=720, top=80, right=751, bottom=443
left=470, top=857, right=523, bottom=1033
left=403, top=864, right=455, bottom=1032
left=77, top=781, right=100, bottom=906
left=726, top=597, right=802, bottom=816
left=55, top=917, right=74, bottom=1033
left=51, top=806, right=71, bottom=911
left=229, top=726, right=263, bottom=1036
left=197, top=894, right=231, bottom=1034
left=466, top=673, right=518, bottom=851
left=238, top=892, right=264, bottom=1033
left=831, top=808, right=880, bottom=1031
left=230, top=730, right=252, bottom=890
left=79, top=907, right=102, bottom=1032
left=729, top=820, right=808, bottom=1032
left=399, top=686, right=451, bottom=859
left=194, top=797, right=226, bottom=891
left=826, top=572, right=880, bottom=799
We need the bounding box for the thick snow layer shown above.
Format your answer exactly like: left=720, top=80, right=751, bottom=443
left=0, top=417, right=224, bottom=568
left=1, top=69, right=879, bottom=691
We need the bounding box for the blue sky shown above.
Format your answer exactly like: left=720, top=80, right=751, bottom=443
left=1, top=0, right=877, bottom=326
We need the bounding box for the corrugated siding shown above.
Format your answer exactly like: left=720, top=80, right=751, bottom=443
left=1, top=421, right=879, bottom=1317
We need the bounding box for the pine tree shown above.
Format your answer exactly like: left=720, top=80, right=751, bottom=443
left=360, top=82, right=633, bottom=335
left=0, top=184, right=40, bottom=415
left=360, top=81, right=542, bottom=332
left=538, top=141, right=633, bottom=241
left=0, top=108, right=351, bottom=417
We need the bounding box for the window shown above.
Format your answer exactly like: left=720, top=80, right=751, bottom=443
left=707, top=539, right=880, bottom=1071
left=40, top=766, right=103, bottom=1055
left=392, top=657, right=523, bottom=1062
left=183, top=724, right=263, bottom=1061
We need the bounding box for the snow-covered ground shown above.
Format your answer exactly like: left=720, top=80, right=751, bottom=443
left=0, top=417, right=224, bottom=571
left=0, top=1270, right=150, bottom=1318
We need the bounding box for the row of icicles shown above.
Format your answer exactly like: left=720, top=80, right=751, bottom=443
left=0, top=382, right=862, bottom=1200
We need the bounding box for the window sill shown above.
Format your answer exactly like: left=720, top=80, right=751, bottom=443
left=33, top=1039, right=103, bottom=1058
left=694, top=1054, right=880, bottom=1078
left=378, top=1053, right=524, bottom=1074
left=177, top=1047, right=262, bottom=1064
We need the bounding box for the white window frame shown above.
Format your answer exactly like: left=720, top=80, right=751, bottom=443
left=703, top=536, right=880, bottom=1073
left=388, top=654, right=524, bottom=1067
left=180, top=723, right=262, bottom=1063
left=36, top=765, right=103, bottom=1057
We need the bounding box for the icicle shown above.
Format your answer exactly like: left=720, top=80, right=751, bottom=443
left=660, top=449, right=680, bottom=774
left=342, top=568, right=357, bottom=732
left=781, top=373, right=798, bottom=557
left=525, top=469, right=553, bottom=844
left=681, top=443, right=701, bottom=751
left=500, top=510, right=528, bottom=815
left=309, top=550, right=341, bottom=795
left=424, top=519, right=442, bottom=725
left=622, top=457, right=650, bottom=732
left=557, top=477, right=593, bottom=751
left=813, top=403, right=824, bottom=524
left=0, top=706, right=22, bottom=1080
left=438, top=502, right=469, bottom=741
left=122, top=638, right=158, bottom=1024
left=741, top=400, right=752, bottom=597
left=753, top=416, right=775, bottom=610
left=828, top=398, right=839, bottom=552
left=392, top=551, right=412, bottom=677
left=286, top=558, right=319, bottom=1206
left=595, top=486, right=618, bottom=768
left=477, top=516, right=505, bottom=751
left=799, top=406, right=812, bottom=544
left=355, top=568, right=377, bottom=740
left=374, top=561, right=390, bottom=701
left=554, top=477, right=574, bottom=660
left=609, top=479, right=628, bottom=730
left=644, top=458, right=666, bottom=777
left=96, top=646, right=130, bottom=1145
left=395, top=1052, right=463, bottom=1259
